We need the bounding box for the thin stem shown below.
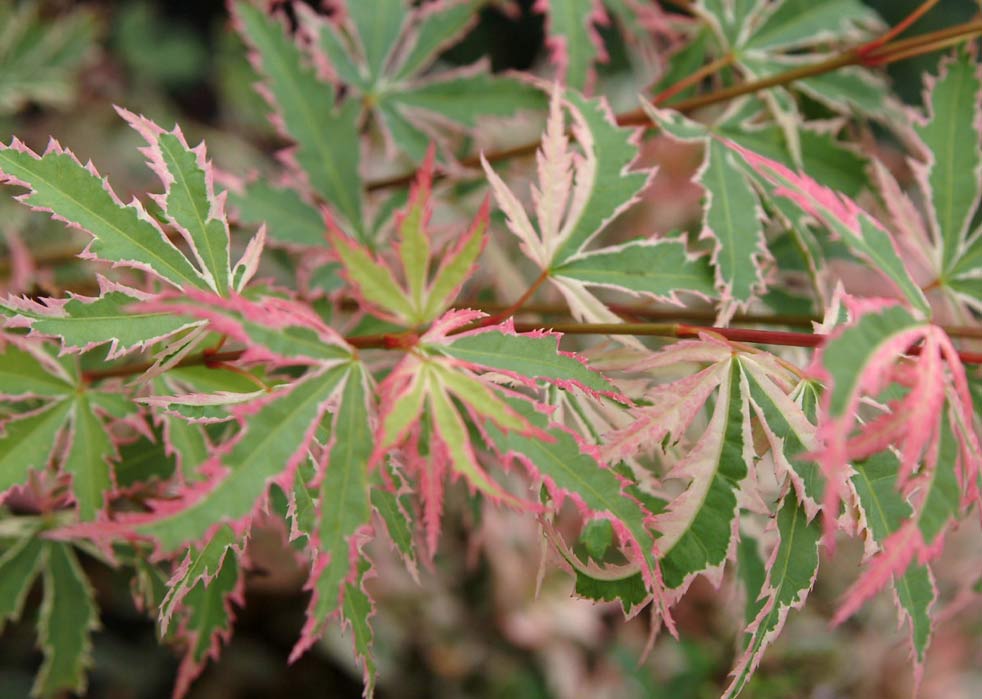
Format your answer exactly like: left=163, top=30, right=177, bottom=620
left=653, top=52, right=735, bottom=105
left=474, top=269, right=551, bottom=329
left=856, top=0, right=941, bottom=57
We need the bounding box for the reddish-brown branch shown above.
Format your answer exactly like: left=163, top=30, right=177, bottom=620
left=80, top=316, right=982, bottom=382
left=856, top=0, right=941, bottom=58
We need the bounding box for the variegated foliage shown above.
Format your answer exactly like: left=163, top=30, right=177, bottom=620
left=0, top=2, right=980, bottom=698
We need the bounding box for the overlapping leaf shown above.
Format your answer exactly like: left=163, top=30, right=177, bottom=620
left=0, top=110, right=262, bottom=359
left=810, top=298, right=980, bottom=546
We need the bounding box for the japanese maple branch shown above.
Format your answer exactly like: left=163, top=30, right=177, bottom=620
left=364, top=19, right=982, bottom=192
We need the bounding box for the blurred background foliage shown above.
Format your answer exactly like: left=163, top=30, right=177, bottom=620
left=0, top=1, right=980, bottom=697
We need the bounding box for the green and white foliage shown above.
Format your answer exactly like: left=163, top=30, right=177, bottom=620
left=0, top=2, right=980, bottom=698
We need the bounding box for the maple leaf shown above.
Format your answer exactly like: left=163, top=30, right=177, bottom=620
left=328, top=145, right=487, bottom=326
left=693, top=0, right=892, bottom=160
left=483, top=87, right=714, bottom=335
left=0, top=109, right=264, bottom=365
left=302, top=0, right=545, bottom=164
left=0, top=532, right=99, bottom=698
left=0, top=335, right=124, bottom=521
left=869, top=50, right=982, bottom=316
left=810, top=297, right=981, bottom=549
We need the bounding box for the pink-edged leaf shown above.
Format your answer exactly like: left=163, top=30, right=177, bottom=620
left=0, top=138, right=208, bottom=290
left=119, top=107, right=233, bottom=293
left=652, top=359, right=750, bottom=592
left=292, top=364, right=374, bottom=661
left=112, top=364, right=351, bottom=552
left=430, top=319, right=618, bottom=398
left=910, top=50, right=982, bottom=275
left=483, top=395, right=668, bottom=617
left=724, top=491, right=821, bottom=699
left=534, top=0, right=608, bottom=92
left=143, top=290, right=352, bottom=367
left=725, top=140, right=930, bottom=315
left=813, top=299, right=980, bottom=547
left=171, top=547, right=242, bottom=699
left=2, top=281, right=202, bottom=361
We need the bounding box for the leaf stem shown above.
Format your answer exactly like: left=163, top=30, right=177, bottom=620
left=474, top=269, right=551, bottom=329
left=653, top=52, right=736, bottom=105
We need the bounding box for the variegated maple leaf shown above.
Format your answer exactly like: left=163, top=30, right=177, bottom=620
left=0, top=334, right=127, bottom=521
left=809, top=296, right=980, bottom=570
left=872, top=50, right=982, bottom=318
left=329, top=146, right=487, bottom=327
left=483, top=86, right=714, bottom=337
left=606, top=338, right=809, bottom=593
left=0, top=109, right=265, bottom=361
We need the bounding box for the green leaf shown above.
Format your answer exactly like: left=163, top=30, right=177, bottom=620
left=155, top=132, right=231, bottom=291
left=703, top=140, right=766, bottom=302
left=580, top=518, right=614, bottom=562
left=371, top=473, right=417, bottom=572
left=2, top=291, right=201, bottom=359
left=658, top=360, right=749, bottom=589
left=340, top=558, right=377, bottom=693
left=850, top=451, right=937, bottom=667
left=743, top=364, right=823, bottom=508
left=733, top=145, right=930, bottom=315
left=724, top=491, right=821, bottom=699
left=390, top=74, right=545, bottom=128
left=0, top=4, right=96, bottom=114
left=346, top=0, right=406, bottom=82
left=485, top=397, right=661, bottom=597
left=64, top=394, right=114, bottom=521
left=392, top=1, right=479, bottom=81
left=0, top=344, right=72, bottom=397
left=35, top=543, right=98, bottom=698
left=0, top=536, right=45, bottom=632
left=744, top=0, right=878, bottom=51
left=436, top=330, right=614, bottom=395
left=573, top=568, right=648, bottom=615
left=895, top=562, right=934, bottom=665
left=916, top=51, right=982, bottom=275
left=229, top=181, right=325, bottom=248
left=422, top=213, right=485, bottom=321
left=0, top=400, right=72, bottom=495
left=303, top=366, right=372, bottom=644
left=0, top=144, right=207, bottom=289
left=235, top=2, right=363, bottom=236
left=175, top=550, right=239, bottom=694
left=160, top=525, right=237, bottom=630
left=540, top=0, right=600, bottom=91
left=330, top=232, right=417, bottom=321
left=137, top=365, right=350, bottom=550
left=554, top=239, right=715, bottom=300
left=736, top=534, right=767, bottom=630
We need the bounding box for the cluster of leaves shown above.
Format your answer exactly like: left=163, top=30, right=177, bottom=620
left=0, top=1, right=980, bottom=697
